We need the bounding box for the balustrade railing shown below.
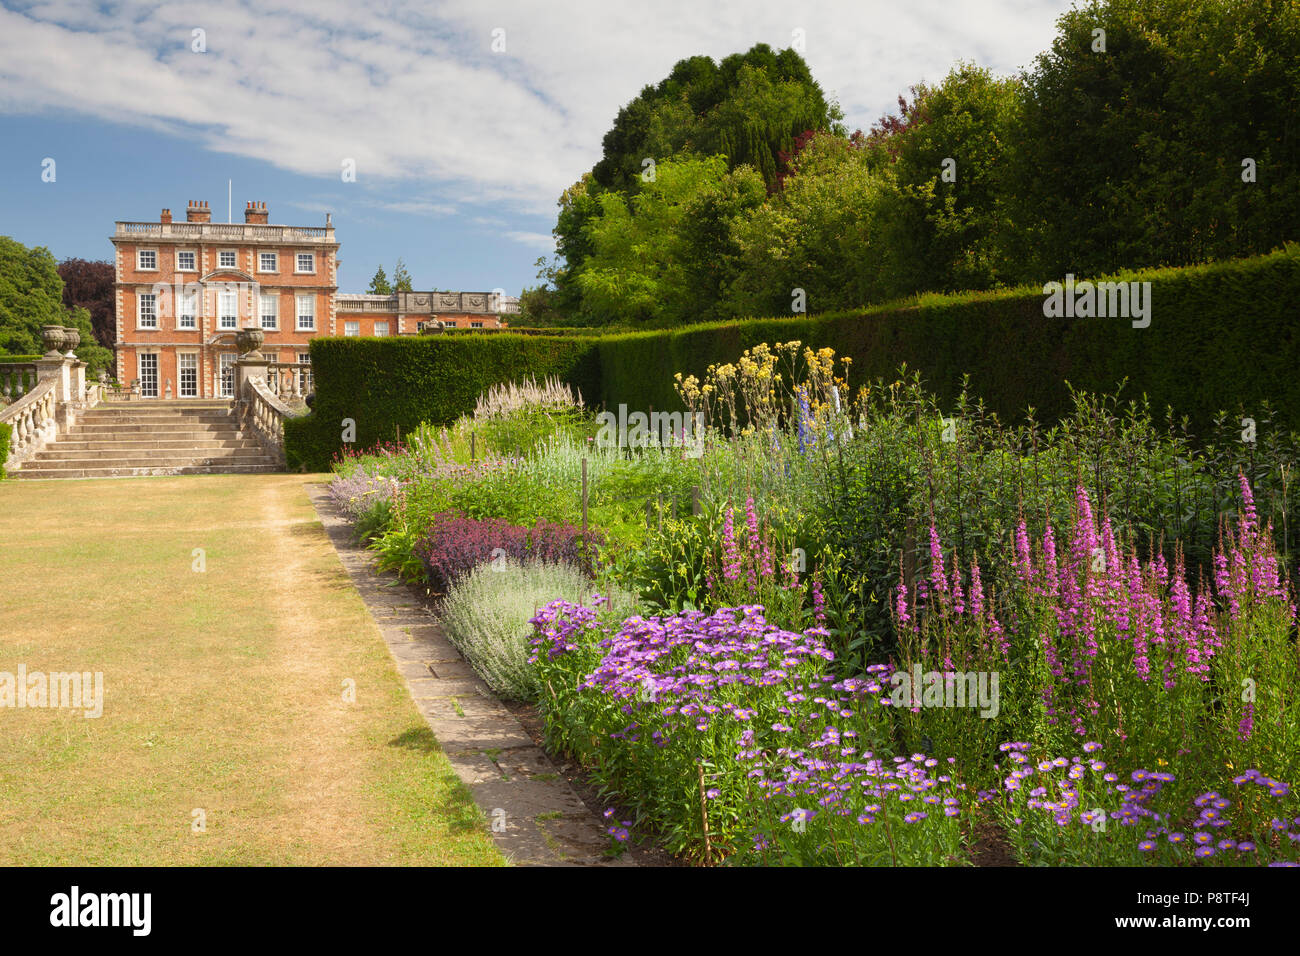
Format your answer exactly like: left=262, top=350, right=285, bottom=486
left=0, top=363, right=37, bottom=404
left=1, top=378, right=59, bottom=468
left=265, top=362, right=312, bottom=403
left=239, top=377, right=294, bottom=462
left=114, top=222, right=332, bottom=242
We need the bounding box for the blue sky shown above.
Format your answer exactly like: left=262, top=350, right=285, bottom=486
left=0, top=0, right=1076, bottom=295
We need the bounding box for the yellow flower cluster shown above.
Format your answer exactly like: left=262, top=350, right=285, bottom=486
left=674, top=340, right=854, bottom=437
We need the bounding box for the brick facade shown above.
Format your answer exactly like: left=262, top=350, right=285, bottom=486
left=112, top=202, right=508, bottom=399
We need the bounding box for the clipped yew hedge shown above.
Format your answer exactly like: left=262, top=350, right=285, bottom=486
left=594, top=246, right=1300, bottom=435
left=285, top=334, right=602, bottom=471
left=286, top=247, right=1300, bottom=470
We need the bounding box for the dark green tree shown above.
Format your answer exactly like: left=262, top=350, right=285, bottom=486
left=1009, top=0, right=1300, bottom=280
left=367, top=265, right=393, bottom=295
left=591, top=44, right=841, bottom=195
left=0, top=236, right=113, bottom=374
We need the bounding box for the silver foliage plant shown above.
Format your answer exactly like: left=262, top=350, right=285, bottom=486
left=439, top=558, right=634, bottom=700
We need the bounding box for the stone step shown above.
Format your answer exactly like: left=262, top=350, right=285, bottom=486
left=27, top=449, right=276, bottom=465
left=77, top=414, right=238, bottom=425
left=48, top=438, right=263, bottom=451
left=68, top=423, right=243, bottom=435
left=96, top=400, right=232, bottom=408
left=12, top=462, right=283, bottom=479
left=34, top=445, right=269, bottom=461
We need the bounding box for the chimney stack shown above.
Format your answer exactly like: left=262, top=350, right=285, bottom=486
left=186, top=200, right=211, bottom=223
left=160, top=208, right=172, bottom=224
left=244, top=200, right=268, bottom=225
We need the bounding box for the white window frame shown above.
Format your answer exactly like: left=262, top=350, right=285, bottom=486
left=258, top=251, right=278, bottom=273
left=218, top=249, right=238, bottom=269
left=294, top=252, right=315, bottom=274
left=344, top=321, right=360, bottom=338
left=295, top=295, right=315, bottom=331
left=178, top=288, right=198, bottom=330
left=259, top=292, right=278, bottom=330
left=138, top=292, right=158, bottom=329
left=137, top=249, right=158, bottom=271
left=217, top=352, right=238, bottom=398
left=218, top=289, right=238, bottom=330
left=177, top=351, right=199, bottom=398
left=373, top=321, right=389, bottom=337
left=296, top=352, right=313, bottom=393
left=470, top=321, right=484, bottom=328
left=176, top=249, right=197, bottom=272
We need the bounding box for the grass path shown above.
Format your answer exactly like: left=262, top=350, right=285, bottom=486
left=0, top=474, right=503, bottom=866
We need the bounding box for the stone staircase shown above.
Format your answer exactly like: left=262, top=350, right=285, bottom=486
left=10, top=399, right=283, bottom=479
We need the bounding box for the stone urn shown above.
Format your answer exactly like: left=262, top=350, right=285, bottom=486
left=235, top=327, right=266, bottom=359
left=41, top=325, right=67, bottom=358
left=61, top=326, right=80, bottom=358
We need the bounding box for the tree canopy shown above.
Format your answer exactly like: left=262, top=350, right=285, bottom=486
left=518, top=3, right=1300, bottom=328
left=1, top=236, right=112, bottom=374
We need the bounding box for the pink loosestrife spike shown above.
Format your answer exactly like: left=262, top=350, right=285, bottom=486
left=970, top=558, right=985, bottom=621
left=1043, top=521, right=1059, bottom=597
left=1014, top=520, right=1033, bottom=584
left=722, top=507, right=741, bottom=582
left=929, top=525, right=948, bottom=599
left=895, top=581, right=911, bottom=629
left=1239, top=472, right=1258, bottom=535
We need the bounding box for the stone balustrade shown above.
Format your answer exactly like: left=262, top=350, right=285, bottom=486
left=265, top=362, right=311, bottom=402
left=114, top=221, right=334, bottom=243
left=2, top=328, right=113, bottom=473
left=0, top=378, right=59, bottom=468
left=232, top=331, right=310, bottom=465
left=1, top=363, right=38, bottom=403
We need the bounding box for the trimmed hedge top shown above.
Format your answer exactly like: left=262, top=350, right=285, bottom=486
left=286, top=247, right=1300, bottom=471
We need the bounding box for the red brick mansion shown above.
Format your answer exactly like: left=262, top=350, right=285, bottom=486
left=111, top=201, right=512, bottom=399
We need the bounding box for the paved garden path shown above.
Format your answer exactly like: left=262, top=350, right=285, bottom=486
left=0, top=475, right=501, bottom=866
left=309, top=485, right=636, bottom=866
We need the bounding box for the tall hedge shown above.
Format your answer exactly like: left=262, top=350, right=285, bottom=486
left=286, top=334, right=602, bottom=471
left=595, top=246, right=1300, bottom=435
left=286, top=247, right=1300, bottom=470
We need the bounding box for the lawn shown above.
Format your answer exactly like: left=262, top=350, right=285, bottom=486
left=0, top=474, right=503, bottom=866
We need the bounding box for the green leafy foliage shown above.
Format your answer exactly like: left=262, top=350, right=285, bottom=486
left=284, top=334, right=604, bottom=471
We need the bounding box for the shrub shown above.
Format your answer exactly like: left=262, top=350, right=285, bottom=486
left=471, top=375, right=590, bottom=458
left=440, top=559, right=636, bottom=700
left=286, top=334, right=603, bottom=470
left=595, top=246, right=1300, bottom=439
left=0, top=421, right=10, bottom=476
left=415, top=511, right=599, bottom=592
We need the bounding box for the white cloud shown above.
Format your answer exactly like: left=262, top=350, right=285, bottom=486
left=0, top=0, right=1074, bottom=216
left=505, top=230, right=557, bottom=251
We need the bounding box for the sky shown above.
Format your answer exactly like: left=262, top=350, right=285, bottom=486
left=0, top=0, right=1077, bottom=296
